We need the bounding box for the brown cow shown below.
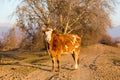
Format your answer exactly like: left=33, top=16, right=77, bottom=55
left=42, top=28, right=81, bottom=72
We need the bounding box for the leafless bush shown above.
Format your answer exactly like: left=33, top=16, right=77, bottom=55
left=100, top=35, right=117, bottom=47
left=1, top=27, right=22, bottom=51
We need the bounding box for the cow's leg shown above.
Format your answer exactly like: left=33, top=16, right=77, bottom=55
left=73, top=50, right=80, bottom=69
left=57, top=54, right=61, bottom=71
left=74, top=54, right=79, bottom=69
left=52, top=57, right=56, bottom=72
left=72, top=53, right=75, bottom=61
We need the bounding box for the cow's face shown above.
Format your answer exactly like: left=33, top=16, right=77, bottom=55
left=42, top=28, right=53, bottom=43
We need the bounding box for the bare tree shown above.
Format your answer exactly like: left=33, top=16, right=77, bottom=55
left=15, top=0, right=117, bottom=46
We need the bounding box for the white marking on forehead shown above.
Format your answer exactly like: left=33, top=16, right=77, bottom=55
left=44, top=29, right=53, bottom=42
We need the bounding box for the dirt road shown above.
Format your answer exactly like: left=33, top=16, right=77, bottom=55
left=0, top=44, right=120, bottom=80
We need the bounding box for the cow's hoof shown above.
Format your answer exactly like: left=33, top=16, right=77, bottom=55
left=51, top=68, right=61, bottom=72
left=56, top=68, right=61, bottom=72
left=51, top=68, right=55, bottom=72
left=75, top=64, right=78, bottom=69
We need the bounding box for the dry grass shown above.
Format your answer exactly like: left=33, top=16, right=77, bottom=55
left=0, top=51, right=50, bottom=65
left=24, top=56, right=50, bottom=64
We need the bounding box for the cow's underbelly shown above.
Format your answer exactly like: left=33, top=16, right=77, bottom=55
left=61, top=50, right=73, bottom=54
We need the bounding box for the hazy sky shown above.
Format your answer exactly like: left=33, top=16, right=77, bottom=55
left=0, top=0, right=120, bottom=27
left=110, top=0, right=120, bottom=26
left=0, top=0, right=20, bottom=25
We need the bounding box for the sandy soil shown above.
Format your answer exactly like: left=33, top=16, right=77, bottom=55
left=0, top=44, right=120, bottom=80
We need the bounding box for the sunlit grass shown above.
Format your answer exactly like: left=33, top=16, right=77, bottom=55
left=0, top=51, right=50, bottom=65
left=24, top=56, right=50, bottom=64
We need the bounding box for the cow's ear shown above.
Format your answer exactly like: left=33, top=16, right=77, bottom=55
left=52, top=29, right=57, bottom=34
left=53, top=27, right=56, bottom=30
left=41, top=30, right=45, bottom=35
left=41, top=27, right=46, bottom=35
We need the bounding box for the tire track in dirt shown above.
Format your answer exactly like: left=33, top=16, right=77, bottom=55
left=22, top=54, right=81, bottom=80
